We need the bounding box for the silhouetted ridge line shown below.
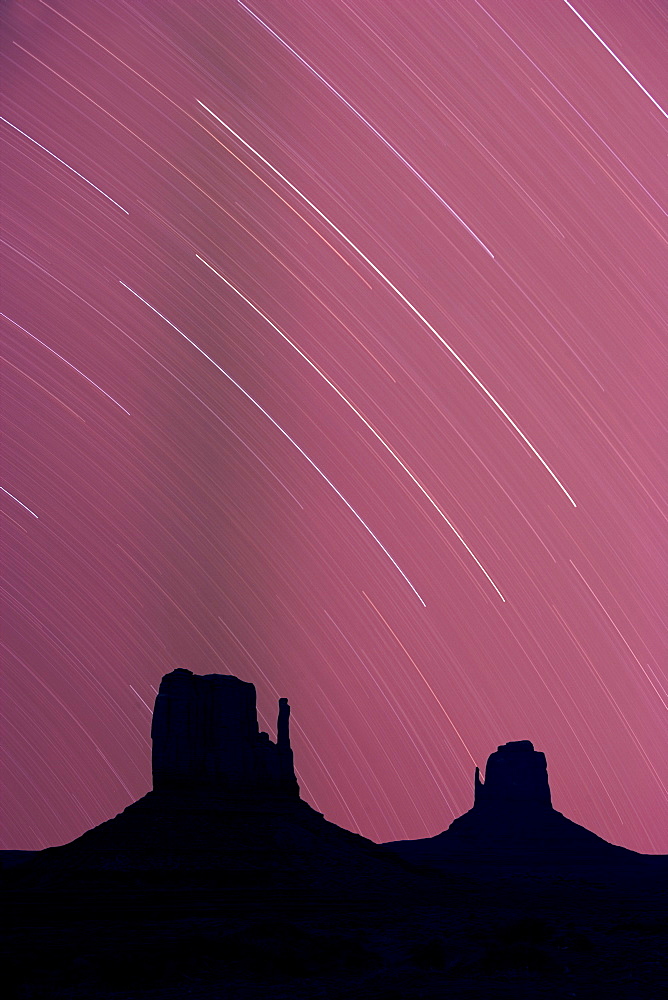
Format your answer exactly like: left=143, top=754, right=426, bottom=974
left=8, top=670, right=417, bottom=900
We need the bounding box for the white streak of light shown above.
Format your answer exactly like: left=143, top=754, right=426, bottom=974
left=197, top=102, right=577, bottom=508
left=561, top=1, right=667, bottom=119
left=236, top=1, right=495, bottom=257
left=119, top=281, right=426, bottom=606
left=0, top=487, right=39, bottom=518
left=197, top=254, right=505, bottom=601
left=129, top=685, right=153, bottom=713
left=0, top=116, right=130, bottom=212
left=1, top=314, right=131, bottom=414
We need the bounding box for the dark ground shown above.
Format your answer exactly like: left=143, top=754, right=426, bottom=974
left=4, top=834, right=666, bottom=998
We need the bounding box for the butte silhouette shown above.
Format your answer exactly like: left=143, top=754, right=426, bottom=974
left=5, top=669, right=667, bottom=999
left=385, top=738, right=662, bottom=874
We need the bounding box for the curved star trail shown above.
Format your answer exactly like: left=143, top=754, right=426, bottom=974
left=1, top=0, right=666, bottom=853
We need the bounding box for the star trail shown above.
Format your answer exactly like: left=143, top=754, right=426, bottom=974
left=1, top=0, right=666, bottom=853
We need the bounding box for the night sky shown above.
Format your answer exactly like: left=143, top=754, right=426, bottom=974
left=2, top=0, right=666, bottom=854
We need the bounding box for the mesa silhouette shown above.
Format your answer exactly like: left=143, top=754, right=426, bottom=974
left=5, top=669, right=667, bottom=1000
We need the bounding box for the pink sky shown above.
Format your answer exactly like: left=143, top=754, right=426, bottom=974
left=1, top=0, right=666, bottom=852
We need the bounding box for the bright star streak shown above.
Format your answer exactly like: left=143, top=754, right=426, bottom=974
left=1, top=314, right=131, bottom=415
left=236, top=0, right=495, bottom=258
left=197, top=101, right=577, bottom=509
left=561, top=1, right=667, bottom=119
left=0, top=116, right=130, bottom=213
left=196, top=253, right=506, bottom=602
left=1, top=487, right=39, bottom=518
left=119, top=281, right=426, bottom=606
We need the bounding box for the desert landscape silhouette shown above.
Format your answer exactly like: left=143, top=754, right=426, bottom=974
left=4, top=668, right=667, bottom=998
